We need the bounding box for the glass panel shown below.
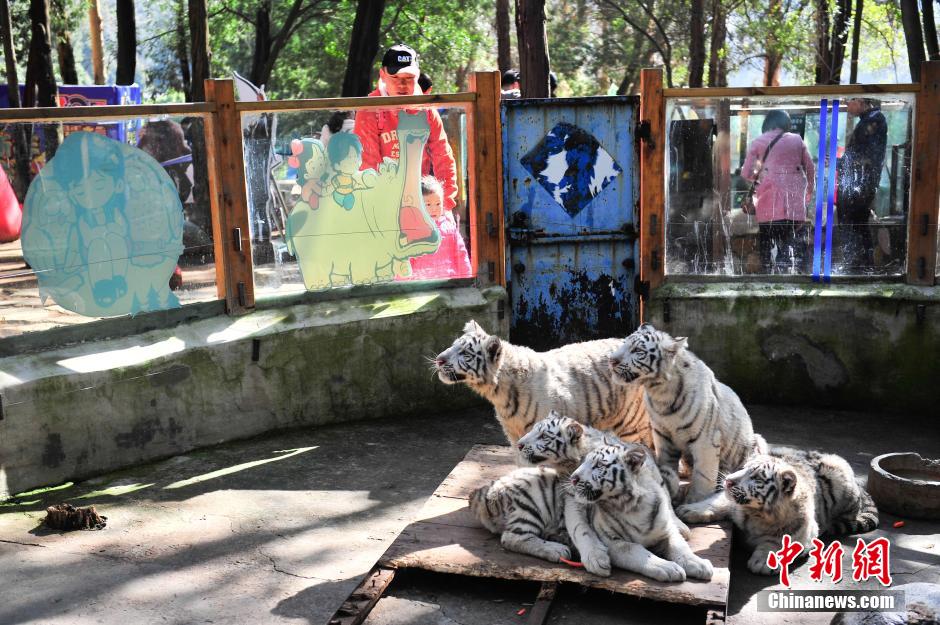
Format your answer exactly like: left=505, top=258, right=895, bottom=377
left=0, top=116, right=218, bottom=339
left=242, top=104, right=473, bottom=298
left=665, top=94, right=914, bottom=278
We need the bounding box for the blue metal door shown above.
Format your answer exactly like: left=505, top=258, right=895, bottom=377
left=502, top=97, right=639, bottom=350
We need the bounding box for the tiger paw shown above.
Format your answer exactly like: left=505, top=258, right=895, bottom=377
left=676, top=503, right=716, bottom=524
left=644, top=559, right=686, bottom=583
left=677, top=554, right=714, bottom=580
left=674, top=516, right=692, bottom=539
left=581, top=547, right=611, bottom=577
left=748, top=550, right=775, bottom=576
left=543, top=542, right=572, bottom=563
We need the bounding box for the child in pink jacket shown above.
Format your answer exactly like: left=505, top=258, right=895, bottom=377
left=406, top=176, right=473, bottom=280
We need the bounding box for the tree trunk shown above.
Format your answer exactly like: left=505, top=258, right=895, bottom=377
left=0, top=0, right=31, bottom=201
left=708, top=0, right=728, bottom=87
left=88, top=0, right=104, bottom=84
left=826, top=0, right=851, bottom=83
left=849, top=0, right=863, bottom=83
left=25, top=0, right=59, bottom=158
left=515, top=0, right=550, bottom=98
left=922, top=0, right=939, bottom=61
left=188, top=0, right=210, bottom=100
left=175, top=0, right=191, bottom=100
left=341, top=0, right=385, bottom=97
left=115, top=0, right=136, bottom=85
left=688, top=0, right=706, bottom=87
left=899, top=0, right=926, bottom=81
left=496, top=0, right=512, bottom=73
left=814, top=0, right=831, bottom=83
left=250, top=2, right=272, bottom=88
left=764, top=52, right=782, bottom=86
left=55, top=34, right=77, bottom=84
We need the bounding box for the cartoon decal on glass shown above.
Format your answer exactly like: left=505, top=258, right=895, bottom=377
left=21, top=131, right=184, bottom=317
left=285, top=110, right=440, bottom=290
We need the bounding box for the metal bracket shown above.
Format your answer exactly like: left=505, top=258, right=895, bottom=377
left=487, top=261, right=496, bottom=282
left=916, top=303, right=926, bottom=326
left=486, top=212, right=497, bottom=237
left=232, top=227, right=243, bottom=252
left=497, top=299, right=506, bottom=320
left=237, top=282, right=247, bottom=308
left=636, top=119, right=655, bottom=148
left=251, top=338, right=261, bottom=362
left=634, top=276, right=651, bottom=300
left=663, top=299, right=671, bottom=323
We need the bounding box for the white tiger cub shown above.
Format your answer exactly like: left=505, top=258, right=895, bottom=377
left=469, top=467, right=573, bottom=563
left=722, top=446, right=879, bottom=575
left=516, top=411, right=691, bottom=540
left=435, top=320, right=651, bottom=447
left=569, top=444, right=714, bottom=582
left=609, top=324, right=766, bottom=517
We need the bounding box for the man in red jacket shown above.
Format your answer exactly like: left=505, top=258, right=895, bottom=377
left=353, top=44, right=458, bottom=211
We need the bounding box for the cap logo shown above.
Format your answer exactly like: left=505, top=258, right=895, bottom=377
left=398, top=55, right=411, bottom=62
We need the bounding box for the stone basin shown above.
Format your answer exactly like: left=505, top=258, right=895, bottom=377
left=868, top=452, right=940, bottom=520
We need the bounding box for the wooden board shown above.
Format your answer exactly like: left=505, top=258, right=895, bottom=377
left=907, top=61, right=940, bottom=285
left=379, top=445, right=731, bottom=610
left=639, top=68, right=666, bottom=318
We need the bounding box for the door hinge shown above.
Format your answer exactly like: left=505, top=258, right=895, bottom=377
left=636, top=120, right=655, bottom=148
left=486, top=212, right=497, bottom=237
left=634, top=276, right=650, bottom=300
left=497, top=299, right=506, bottom=320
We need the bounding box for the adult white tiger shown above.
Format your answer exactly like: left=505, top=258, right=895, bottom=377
left=720, top=446, right=879, bottom=575
left=608, top=324, right=766, bottom=515
left=435, top=320, right=652, bottom=447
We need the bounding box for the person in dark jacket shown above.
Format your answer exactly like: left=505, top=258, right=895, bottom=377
left=837, top=98, right=887, bottom=272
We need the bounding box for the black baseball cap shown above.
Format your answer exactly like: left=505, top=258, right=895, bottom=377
left=502, top=69, right=521, bottom=86
left=382, top=44, right=420, bottom=76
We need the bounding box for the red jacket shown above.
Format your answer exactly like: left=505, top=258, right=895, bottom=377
left=353, top=89, right=458, bottom=210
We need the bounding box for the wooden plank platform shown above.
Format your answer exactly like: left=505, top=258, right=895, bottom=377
left=378, top=444, right=732, bottom=610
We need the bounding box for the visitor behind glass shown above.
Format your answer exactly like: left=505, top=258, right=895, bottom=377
left=742, top=110, right=815, bottom=274
left=837, top=98, right=887, bottom=273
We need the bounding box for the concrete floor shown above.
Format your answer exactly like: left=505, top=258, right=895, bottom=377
left=0, top=404, right=937, bottom=625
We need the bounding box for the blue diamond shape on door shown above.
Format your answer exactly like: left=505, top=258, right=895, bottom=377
left=520, top=122, right=623, bottom=217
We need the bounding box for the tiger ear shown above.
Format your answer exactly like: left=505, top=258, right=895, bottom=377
left=663, top=336, right=688, bottom=355
left=484, top=335, right=503, bottom=363
left=779, top=469, right=798, bottom=495
left=639, top=323, right=655, bottom=333
left=623, top=447, right=647, bottom=473
left=463, top=320, right=484, bottom=335
left=547, top=409, right=561, bottom=419
left=568, top=421, right=583, bottom=442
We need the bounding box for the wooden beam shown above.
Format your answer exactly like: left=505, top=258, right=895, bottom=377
left=907, top=60, right=940, bottom=284
left=327, top=566, right=396, bottom=625
left=639, top=68, right=666, bottom=318
left=204, top=79, right=255, bottom=313
left=0, top=102, right=216, bottom=123
left=467, top=71, right=506, bottom=287
left=526, top=581, right=558, bottom=625
left=663, top=83, right=919, bottom=98
left=235, top=93, right=475, bottom=114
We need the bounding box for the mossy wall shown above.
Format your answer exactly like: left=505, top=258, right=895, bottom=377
left=646, top=282, right=940, bottom=415
left=0, top=286, right=507, bottom=499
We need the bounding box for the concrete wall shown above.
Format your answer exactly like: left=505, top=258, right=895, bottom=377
left=645, top=282, right=940, bottom=416
left=0, top=286, right=507, bottom=499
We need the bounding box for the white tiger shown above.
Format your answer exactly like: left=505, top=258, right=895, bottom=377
left=569, top=444, right=714, bottom=582
left=516, top=411, right=692, bottom=540
left=608, top=324, right=766, bottom=517
left=469, top=467, right=572, bottom=563
left=434, top=320, right=652, bottom=446
left=720, top=446, right=879, bottom=575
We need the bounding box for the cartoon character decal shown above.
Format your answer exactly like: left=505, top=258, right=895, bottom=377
left=21, top=132, right=184, bottom=317
left=285, top=110, right=440, bottom=290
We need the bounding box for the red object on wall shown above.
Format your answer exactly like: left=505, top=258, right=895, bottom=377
left=0, top=166, right=21, bottom=243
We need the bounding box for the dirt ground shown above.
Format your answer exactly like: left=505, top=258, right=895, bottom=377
left=0, top=404, right=937, bottom=625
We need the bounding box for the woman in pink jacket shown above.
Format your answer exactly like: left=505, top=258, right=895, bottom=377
left=742, top=110, right=815, bottom=274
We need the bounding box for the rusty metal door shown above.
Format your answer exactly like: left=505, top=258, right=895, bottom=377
left=502, top=96, right=639, bottom=350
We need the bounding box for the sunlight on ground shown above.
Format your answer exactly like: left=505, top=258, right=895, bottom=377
left=163, top=447, right=318, bottom=490
left=73, top=483, right=156, bottom=499
left=57, top=338, right=186, bottom=373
